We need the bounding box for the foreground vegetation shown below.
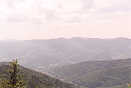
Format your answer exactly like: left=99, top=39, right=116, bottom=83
left=0, top=59, right=130, bottom=88
left=0, top=60, right=77, bottom=88
left=0, top=60, right=26, bottom=88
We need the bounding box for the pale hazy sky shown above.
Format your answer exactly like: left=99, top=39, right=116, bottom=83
left=0, top=0, right=130, bottom=40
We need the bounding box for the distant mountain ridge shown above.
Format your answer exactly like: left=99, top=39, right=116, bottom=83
left=50, top=58, right=131, bottom=88
left=0, top=62, right=78, bottom=88
left=0, top=37, right=131, bottom=69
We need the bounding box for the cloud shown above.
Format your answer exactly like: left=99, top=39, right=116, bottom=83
left=0, top=0, right=130, bottom=40
left=0, top=0, right=93, bottom=23
left=94, top=0, right=131, bottom=12
left=0, top=0, right=130, bottom=24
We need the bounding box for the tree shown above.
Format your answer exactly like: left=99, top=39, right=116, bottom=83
left=0, top=59, right=26, bottom=88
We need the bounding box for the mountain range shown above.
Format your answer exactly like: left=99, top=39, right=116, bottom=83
left=0, top=37, right=131, bottom=70
left=49, top=58, right=131, bottom=88
left=0, top=38, right=131, bottom=88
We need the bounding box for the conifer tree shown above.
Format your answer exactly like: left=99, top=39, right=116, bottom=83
left=0, top=59, right=26, bottom=88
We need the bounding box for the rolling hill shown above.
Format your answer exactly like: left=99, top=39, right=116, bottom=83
left=0, top=62, right=78, bottom=88
left=49, top=58, right=131, bottom=88
left=0, top=38, right=131, bottom=70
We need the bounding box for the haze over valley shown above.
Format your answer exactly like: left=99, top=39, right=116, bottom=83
left=0, top=0, right=130, bottom=88
left=0, top=38, right=131, bottom=69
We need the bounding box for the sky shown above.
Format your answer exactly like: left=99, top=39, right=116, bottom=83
left=0, top=0, right=130, bottom=40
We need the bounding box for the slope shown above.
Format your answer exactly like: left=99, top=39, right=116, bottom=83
left=50, top=59, right=131, bottom=88
left=0, top=62, right=78, bottom=88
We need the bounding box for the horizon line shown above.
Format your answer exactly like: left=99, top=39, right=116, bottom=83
left=0, top=37, right=131, bottom=41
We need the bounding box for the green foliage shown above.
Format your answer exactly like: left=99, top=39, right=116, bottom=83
left=0, top=61, right=76, bottom=88
left=0, top=59, right=26, bottom=88
left=0, top=79, right=8, bottom=88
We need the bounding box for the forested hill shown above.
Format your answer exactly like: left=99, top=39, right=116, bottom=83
left=0, top=62, right=78, bottom=88
left=50, top=58, right=131, bottom=88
